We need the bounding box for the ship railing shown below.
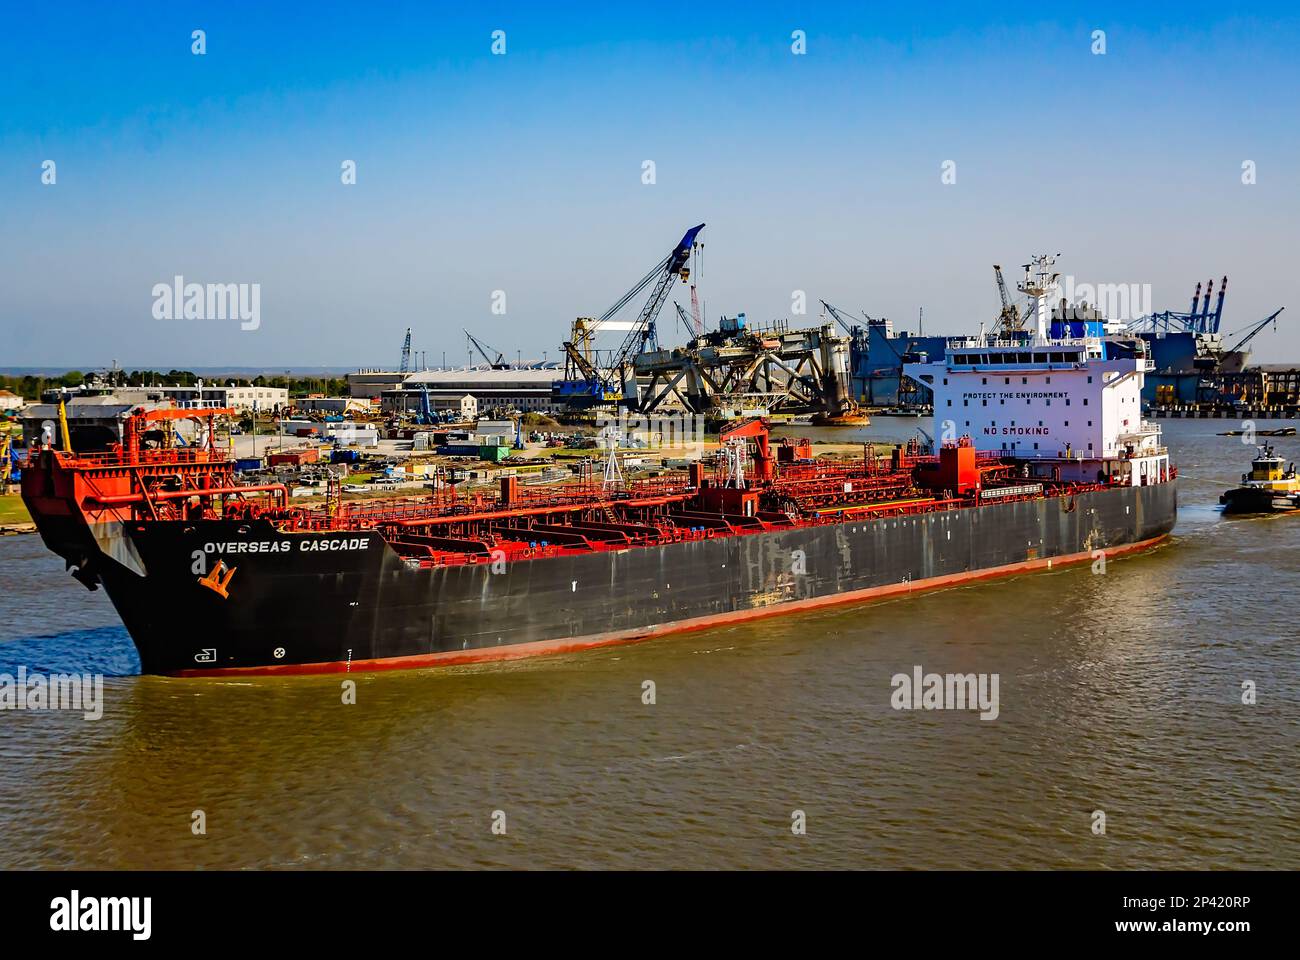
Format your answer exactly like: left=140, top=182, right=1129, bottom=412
left=54, top=447, right=230, bottom=468
left=944, top=336, right=1101, bottom=349
left=387, top=477, right=1126, bottom=563
left=286, top=477, right=703, bottom=531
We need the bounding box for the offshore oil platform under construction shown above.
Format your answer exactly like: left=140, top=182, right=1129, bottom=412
left=552, top=224, right=866, bottom=425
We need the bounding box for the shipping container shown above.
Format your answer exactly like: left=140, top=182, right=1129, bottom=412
left=269, top=447, right=319, bottom=466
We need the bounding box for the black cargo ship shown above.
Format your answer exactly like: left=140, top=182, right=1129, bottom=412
left=23, top=279, right=1179, bottom=678
left=22, top=401, right=1175, bottom=676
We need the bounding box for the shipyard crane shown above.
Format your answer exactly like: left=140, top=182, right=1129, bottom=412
left=993, top=265, right=1024, bottom=334
left=822, top=300, right=894, bottom=338
left=608, top=223, right=705, bottom=368
left=1223, top=307, right=1286, bottom=356
left=689, top=282, right=704, bottom=335
left=399, top=328, right=413, bottom=374
left=557, top=223, right=705, bottom=407
left=672, top=301, right=697, bottom=338
left=1131, top=276, right=1229, bottom=335
left=820, top=300, right=863, bottom=337
left=823, top=298, right=924, bottom=377
left=464, top=330, right=510, bottom=369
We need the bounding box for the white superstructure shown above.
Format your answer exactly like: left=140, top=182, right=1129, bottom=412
left=904, top=333, right=1170, bottom=487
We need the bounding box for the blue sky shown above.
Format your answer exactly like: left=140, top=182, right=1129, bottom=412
left=2, top=1, right=1298, bottom=368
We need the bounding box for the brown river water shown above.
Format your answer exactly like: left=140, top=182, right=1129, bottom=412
left=0, top=418, right=1296, bottom=869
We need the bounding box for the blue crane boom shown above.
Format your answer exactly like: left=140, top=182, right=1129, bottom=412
left=609, top=223, right=705, bottom=367
left=1132, top=277, right=1229, bottom=335
left=399, top=328, right=412, bottom=374
left=556, top=223, right=705, bottom=407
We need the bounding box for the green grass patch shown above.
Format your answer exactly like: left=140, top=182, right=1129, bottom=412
left=0, top=495, right=32, bottom=525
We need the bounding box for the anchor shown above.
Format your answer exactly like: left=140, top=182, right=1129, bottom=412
left=198, top=560, right=237, bottom=599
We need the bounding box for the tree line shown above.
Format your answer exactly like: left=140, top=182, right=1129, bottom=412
left=0, top=371, right=350, bottom=402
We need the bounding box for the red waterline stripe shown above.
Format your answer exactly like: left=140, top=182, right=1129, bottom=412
left=175, top=534, right=1170, bottom=678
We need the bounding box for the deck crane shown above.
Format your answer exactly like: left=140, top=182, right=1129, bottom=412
left=399, top=328, right=412, bottom=374
left=993, top=264, right=1023, bottom=335
left=464, top=330, right=511, bottom=369
left=556, top=223, right=705, bottom=408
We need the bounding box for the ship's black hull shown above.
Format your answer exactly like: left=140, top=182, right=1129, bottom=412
left=1219, top=487, right=1298, bottom=513
left=65, top=482, right=1177, bottom=675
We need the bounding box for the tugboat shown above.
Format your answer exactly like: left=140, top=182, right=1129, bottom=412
left=1220, top=444, right=1300, bottom=513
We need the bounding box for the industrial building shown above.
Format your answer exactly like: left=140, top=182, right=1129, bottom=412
left=172, top=384, right=289, bottom=411
left=347, top=370, right=409, bottom=400
left=383, top=391, right=479, bottom=421
left=1200, top=364, right=1300, bottom=413
left=383, top=369, right=557, bottom=416
left=35, top=383, right=288, bottom=412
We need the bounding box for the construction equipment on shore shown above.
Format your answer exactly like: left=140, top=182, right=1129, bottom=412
left=0, top=433, right=18, bottom=488
left=399, top=328, right=413, bottom=375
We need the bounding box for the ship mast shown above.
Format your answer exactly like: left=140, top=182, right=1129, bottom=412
left=600, top=426, right=624, bottom=488
left=1017, top=254, right=1061, bottom=340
